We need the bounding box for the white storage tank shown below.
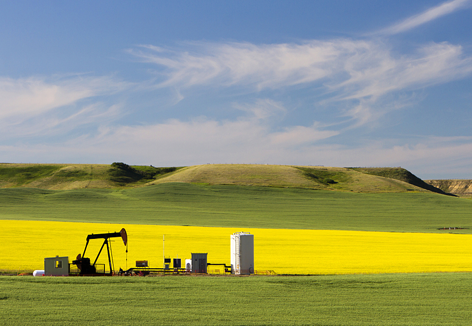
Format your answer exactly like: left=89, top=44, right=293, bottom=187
left=231, top=232, right=254, bottom=275
left=33, top=270, right=45, bottom=277
left=185, top=259, right=192, bottom=272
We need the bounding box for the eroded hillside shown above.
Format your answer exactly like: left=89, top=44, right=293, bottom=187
left=426, top=180, right=472, bottom=197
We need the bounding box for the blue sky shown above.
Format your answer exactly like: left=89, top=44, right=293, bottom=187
left=1, top=0, right=471, bottom=178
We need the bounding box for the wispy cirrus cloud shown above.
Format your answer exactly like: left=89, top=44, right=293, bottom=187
left=233, top=99, right=287, bottom=120
left=376, top=0, right=471, bottom=35
left=0, top=103, right=123, bottom=139
left=130, top=38, right=472, bottom=127
left=0, top=75, right=130, bottom=139
left=127, top=0, right=472, bottom=130
left=0, top=75, right=128, bottom=121
left=133, top=40, right=472, bottom=96
left=336, top=42, right=472, bottom=99
left=129, top=41, right=345, bottom=90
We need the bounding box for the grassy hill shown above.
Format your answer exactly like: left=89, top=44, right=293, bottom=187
left=150, top=164, right=442, bottom=193
left=1, top=162, right=444, bottom=194
left=0, top=163, right=182, bottom=190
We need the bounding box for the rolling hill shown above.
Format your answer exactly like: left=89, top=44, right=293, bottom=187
left=0, top=163, right=448, bottom=195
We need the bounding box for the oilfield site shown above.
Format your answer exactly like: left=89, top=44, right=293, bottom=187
left=4, top=0, right=472, bottom=323
left=2, top=163, right=472, bottom=325
left=35, top=228, right=255, bottom=277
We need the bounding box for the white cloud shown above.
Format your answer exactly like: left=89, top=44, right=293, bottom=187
left=339, top=42, right=472, bottom=100
left=134, top=40, right=472, bottom=98
left=88, top=104, right=337, bottom=153
left=0, top=103, right=122, bottom=139
left=129, top=40, right=352, bottom=90
left=270, top=124, right=339, bottom=146
left=30, top=97, right=338, bottom=165
left=377, top=0, right=471, bottom=35
left=0, top=75, right=130, bottom=139
left=0, top=75, right=128, bottom=122
left=233, top=99, right=286, bottom=120
left=131, top=39, right=472, bottom=127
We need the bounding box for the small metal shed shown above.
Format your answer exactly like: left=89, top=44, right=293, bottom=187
left=191, top=253, right=207, bottom=273
left=44, top=256, right=69, bottom=276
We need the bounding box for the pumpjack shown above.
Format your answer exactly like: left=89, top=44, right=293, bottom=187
left=73, top=228, right=127, bottom=275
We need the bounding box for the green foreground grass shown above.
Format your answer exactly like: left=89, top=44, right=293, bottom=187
left=1, top=183, right=471, bottom=232
left=1, top=273, right=472, bottom=325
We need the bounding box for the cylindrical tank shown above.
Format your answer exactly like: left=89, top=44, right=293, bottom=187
left=231, top=232, right=254, bottom=275
left=33, top=270, right=45, bottom=277
left=185, top=259, right=192, bottom=272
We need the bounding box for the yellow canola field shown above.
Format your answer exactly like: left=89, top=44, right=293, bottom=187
left=2, top=220, right=472, bottom=274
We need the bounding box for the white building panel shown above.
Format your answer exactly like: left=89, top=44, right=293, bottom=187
left=231, top=232, right=254, bottom=275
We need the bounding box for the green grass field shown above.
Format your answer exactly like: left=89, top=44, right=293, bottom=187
left=1, top=183, right=471, bottom=232
left=1, top=273, right=472, bottom=325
